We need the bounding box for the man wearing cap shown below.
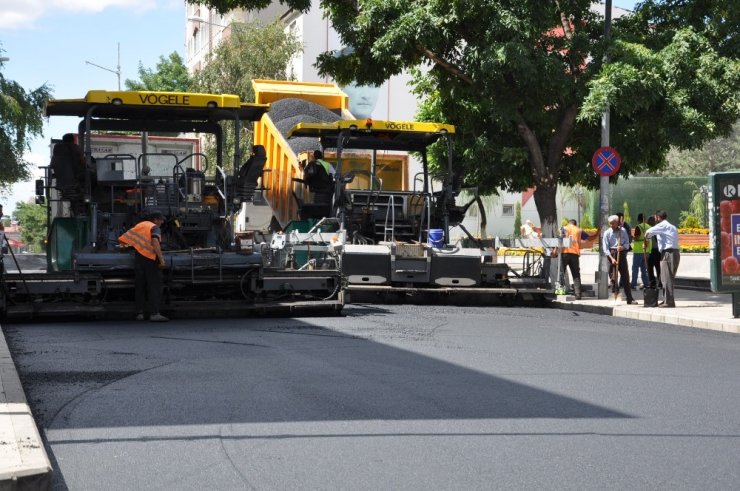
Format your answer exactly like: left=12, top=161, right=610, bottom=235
left=645, top=210, right=680, bottom=308
left=119, top=212, right=168, bottom=322
left=602, top=214, right=637, bottom=304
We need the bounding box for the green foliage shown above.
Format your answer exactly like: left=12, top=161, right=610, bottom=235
left=513, top=201, right=522, bottom=238
left=688, top=184, right=708, bottom=227
left=124, top=52, right=192, bottom=92
left=0, top=46, right=51, bottom=190
left=661, top=122, right=740, bottom=176
left=192, top=0, right=740, bottom=238
left=679, top=212, right=702, bottom=229
left=561, top=217, right=569, bottom=227
left=581, top=211, right=593, bottom=229
left=622, top=202, right=631, bottom=226
left=190, top=20, right=301, bottom=173
left=188, top=0, right=311, bottom=15
left=13, top=202, right=47, bottom=253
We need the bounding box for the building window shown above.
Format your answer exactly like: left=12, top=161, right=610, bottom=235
left=502, top=204, right=514, bottom=216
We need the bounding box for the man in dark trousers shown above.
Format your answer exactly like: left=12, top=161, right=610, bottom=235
left=645, top=215, right=662, bottom=289
left=119, top=212, right=168, bottom=322
left=645, top=210, right=680, bottom=308
left=560, top=219, right=598, bottom=299
left=602, top=214, right=637, bottom=304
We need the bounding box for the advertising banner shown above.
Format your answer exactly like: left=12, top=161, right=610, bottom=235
left=710, top=172, right=740, bottom=292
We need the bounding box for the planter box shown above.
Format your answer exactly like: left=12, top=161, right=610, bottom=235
left=679, top=233, right=709, bottom=247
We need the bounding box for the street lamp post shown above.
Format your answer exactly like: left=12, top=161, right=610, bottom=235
left=85, top=43, right=121, bottom=90
left=188, top=16, right=228, bottom=29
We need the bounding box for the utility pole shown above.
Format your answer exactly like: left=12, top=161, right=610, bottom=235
left=597, top=0, right=613, bottom=299
left=86, top=43, right=121, bottom=90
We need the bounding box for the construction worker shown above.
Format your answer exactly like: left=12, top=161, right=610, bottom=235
left=119, top=212, right=168, bottom=322
left=312, top=150, right=336, bottom=177
left=560, top=219, right=596, bottom=300
left=631, top=213, right=650, bottom=290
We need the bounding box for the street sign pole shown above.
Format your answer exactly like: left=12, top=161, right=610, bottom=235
left=597, top=0, right=613, bottom=300
left=597, top=121, right=610, bottom=299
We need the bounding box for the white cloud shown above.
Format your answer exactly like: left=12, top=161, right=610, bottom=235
left=0, top=0, right=156, bottom=29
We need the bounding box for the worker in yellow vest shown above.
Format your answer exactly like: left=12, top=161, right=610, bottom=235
left=312, top=150, right=336, bottom=177
left=561, top=219, right=597, bottom=299
left=119, top=212, right=168, bottom=322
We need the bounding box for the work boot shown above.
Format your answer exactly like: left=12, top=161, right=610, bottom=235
left=574, top=278, right=582, bottom=300
left=149, top=313, right=169, bottom=322
left=135, top=313, right=146, bottom=321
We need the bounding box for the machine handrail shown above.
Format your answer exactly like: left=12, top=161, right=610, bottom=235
left=177, top=152, right=209, bottom=172
left=383, top=194, right=396, bottom=243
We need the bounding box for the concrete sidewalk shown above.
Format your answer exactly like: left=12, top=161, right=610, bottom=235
left=554, top=253, right=740, bottom=334
left=0, top=327, right=52, bottom=489
left=551, top=288, right=740, bottom=334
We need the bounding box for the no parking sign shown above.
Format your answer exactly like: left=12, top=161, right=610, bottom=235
left=592, top=147, right=621, bottom=177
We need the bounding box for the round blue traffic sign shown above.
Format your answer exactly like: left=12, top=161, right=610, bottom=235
left=592, top=146, right=621, bottom=177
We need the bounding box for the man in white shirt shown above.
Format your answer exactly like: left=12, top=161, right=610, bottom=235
left=645, top=210, right=680, bottom=307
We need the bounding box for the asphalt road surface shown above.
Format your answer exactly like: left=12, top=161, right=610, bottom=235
left=5, top=305, right=740, bottom=490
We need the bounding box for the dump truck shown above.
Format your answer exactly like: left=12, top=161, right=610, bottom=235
left=0, top=90, right=343, bottom=320
left=250, top=80, right=555, bottom=304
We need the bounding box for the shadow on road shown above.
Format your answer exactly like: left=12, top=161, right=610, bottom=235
left=6, top=316, right=630, bottom=433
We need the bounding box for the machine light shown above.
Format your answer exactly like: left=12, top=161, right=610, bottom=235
left=112, top=98, right=122, bottom=105
left=365, top=118, right=373, bottom=128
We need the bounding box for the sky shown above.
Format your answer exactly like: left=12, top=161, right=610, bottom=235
left=0, top=0, right=185, bottom=216
left=0, top=0, right=640, bottom=217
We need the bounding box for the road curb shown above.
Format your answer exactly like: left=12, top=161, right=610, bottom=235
left=0, top=326, right=52, bottom=490
left=550, top=300, right=740, bottom=334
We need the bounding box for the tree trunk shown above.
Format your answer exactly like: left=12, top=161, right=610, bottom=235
left=516, top=105, right=577, bottom=239
left=533, top=183, right=559, bottom=238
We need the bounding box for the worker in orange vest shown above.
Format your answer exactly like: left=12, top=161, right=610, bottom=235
left=119, top=212, right=168, bottom=322
left=561, top=219, right=597, bottom=300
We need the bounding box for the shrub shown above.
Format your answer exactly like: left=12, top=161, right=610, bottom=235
left=514, top=202, right=522, bottom=237
left=581, top=212, right=593, bottom=229
left=679, top=211, right=702, bottom=229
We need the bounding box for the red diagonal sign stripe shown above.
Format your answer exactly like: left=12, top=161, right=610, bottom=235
left=596, top=150, right=616, bottom=171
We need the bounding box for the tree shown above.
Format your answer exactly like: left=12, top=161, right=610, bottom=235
left=13, top=201, right=47, bottom=253
left=124, top=52, right=192, bottom=92
left=190, top=20, right=301, bottom=173
left=513, top=202, right=522, bottom=238
left=191, top=1, right=740, bottom=237
left=0, top=45, right=51, bottom=191
left=660, top=122, right=740, bottom=176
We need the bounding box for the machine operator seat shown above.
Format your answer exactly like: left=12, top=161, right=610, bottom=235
left=236, top=145, right=267, bottom=202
